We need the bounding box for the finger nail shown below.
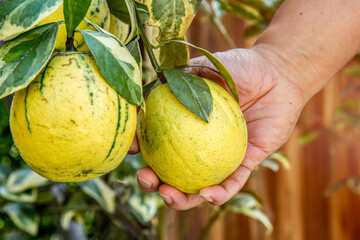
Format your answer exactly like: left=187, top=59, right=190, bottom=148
left=159, top=193, right=173, bottom=205
left=200, top=193, right=213, bottom=203
left=137, top=176, right=152, bottom=189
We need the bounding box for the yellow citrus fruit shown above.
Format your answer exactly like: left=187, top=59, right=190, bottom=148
left=10, top=52, right=137, bottom=182
left=38, top=0, right=111, bottom=51
left=137, top=80, right=247, bottom=193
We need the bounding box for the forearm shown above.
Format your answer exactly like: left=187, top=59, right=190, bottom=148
left=253, top=0, right=360, bottom=102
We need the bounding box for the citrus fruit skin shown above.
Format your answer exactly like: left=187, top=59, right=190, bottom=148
left=10, top=52, right=137, bottom=182
left=38, top=0, right=111, bottom=51
left=137, top=80, right=248, bottom=194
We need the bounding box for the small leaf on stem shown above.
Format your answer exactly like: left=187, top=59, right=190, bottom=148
left=63, top=0, right=92, bottom=38
left=163, top=68, right=213, bottom=123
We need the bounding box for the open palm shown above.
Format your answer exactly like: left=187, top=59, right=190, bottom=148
left=135, top=48, right=305, bottom=210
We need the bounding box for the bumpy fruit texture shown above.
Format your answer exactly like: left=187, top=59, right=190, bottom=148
left=137, top=80, right=248, bottom=194
left=38, top=0, right=111, bottom=51
left=10, top=52, right=137, bottom=182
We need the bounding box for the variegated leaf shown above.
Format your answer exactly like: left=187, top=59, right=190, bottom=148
left=143, top=0, right=202, bottom=42
left=109, top=14, right=130, bottom=43
left=78, top=178, right=116, bottom=214
left=0, top=186, right=38, bottom=203
left=3, top=203, right=40, bottom=236
left=0, top=22, right=59, bottom=99
left=81, top=29, right=143, bottom=106
left=6, top=167, right=49, bottom=193
left=0, top=0, right=62, bottom=41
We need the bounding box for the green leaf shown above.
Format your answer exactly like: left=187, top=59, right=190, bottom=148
left=3, top=203, right=40, bottom=236
left=155, top=36, right=189, bottom=69
left=0, top=186, right=38, bottom=202
left=225, top=193, right=273, bottom=234
left=143, top=0, right=202, bottom=42
left=260, top=158, right=280, bottom=172
left=163, top=68, right=213, bottom=123
left=124, top=0, right=138, bottom=45
left=6, top=167, right=49, bottom=193
left=0, top=0, right=62, bottom=41
left=345, top=66, right=360, bottom=77
left=0, top=163, right=11, bottom=181
left=109, top=14, right=130, bottom=43
left=127, top=38, right=142, bottom=70
left=78, top=178, right=116, bottom=214
left=216, top=0, right=265, bottom=23
left=159, top=39, right=240, bottom=103
left=267, top=152, right=291, bottom=170
left=107, top=0, right=149, bottom=24
left=245, top=24, right=265, bottom=38
left=64, top=0, right=92, bottom=37
left=298, top=131, right=319, bottom=145
left=241, top=208, right=273, bottom=234
left=0, top=22, right=59, bottom=99
left=81, top=29, right=143, bottom=106
left=129, top=193, right=159, bottom=224
left=143, top=79, right=159, bottom=98
left=0, top=99, right=10, bottom=133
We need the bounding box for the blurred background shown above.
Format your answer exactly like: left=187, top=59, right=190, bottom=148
left=1, top=0, right=360, bottom=239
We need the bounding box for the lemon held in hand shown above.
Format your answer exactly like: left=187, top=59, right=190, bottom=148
left=10, top=52, right=137, bottom=182
left=137, top=80, right=247, bottom=194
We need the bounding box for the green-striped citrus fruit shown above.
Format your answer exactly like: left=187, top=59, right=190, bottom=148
left=10, top=52, right=137, bottom=182
left=137, top=80, right=248, bottom=194
left=38, top=0, right=111, bottom=51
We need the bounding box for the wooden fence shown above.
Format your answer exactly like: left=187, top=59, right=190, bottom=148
left=161, top=12, right=360, bottom=240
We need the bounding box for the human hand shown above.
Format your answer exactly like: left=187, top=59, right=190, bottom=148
left=133, top=48, right=305, bottom=210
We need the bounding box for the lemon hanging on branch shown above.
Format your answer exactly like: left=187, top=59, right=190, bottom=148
left=10, top=52, right=137, bottom=182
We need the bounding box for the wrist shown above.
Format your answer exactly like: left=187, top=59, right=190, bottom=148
left=251, top=41, right=322, bottom=103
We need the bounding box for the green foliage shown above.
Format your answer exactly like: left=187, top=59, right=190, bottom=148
left=0, top=22, right=59, bottom=99
left=0, top=0, right=292, bottom=239
left=63, top=0, right=92, bottom=37
left=164, top=69, right=213, bottom=123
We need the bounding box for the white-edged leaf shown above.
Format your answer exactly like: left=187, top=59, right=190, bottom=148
left=0, top=186, right=38, bottom=202
left=81, top=29, right=143, bottom=106
left=0, top=22, right=59, bottom=99
left=0, top=0, right=62, bottom=41
left=143, top=0, right=202, bottom=42
left=60, top=210, right=83, bottom=230
left=6, top=167, right=49, bottom=193
left=109, top=14, right=130, bottom=43
left=267, top=152, right=291, bottom=170
left=3, top=203, right=40, bottom=236
left=78, top=178, right=115, bottom=214
left=124, top=0, right=138, bottom=45
left=240, top=208, right=273, bottom=234
left=260, top=159, right=280, bottom=172
left=225, top=193, right=272, bottom=234
left=129, top=193, right=159, bottom=224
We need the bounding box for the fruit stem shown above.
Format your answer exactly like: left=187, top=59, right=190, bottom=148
left=66, top=32, right=76, bottom=51
left=136, top=10, right=163, bottom=76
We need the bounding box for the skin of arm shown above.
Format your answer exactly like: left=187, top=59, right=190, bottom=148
left=134, top=0, right=360, bottom=210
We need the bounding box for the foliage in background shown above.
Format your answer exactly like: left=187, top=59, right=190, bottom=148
left=0, top=0, right=296, bottom=239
